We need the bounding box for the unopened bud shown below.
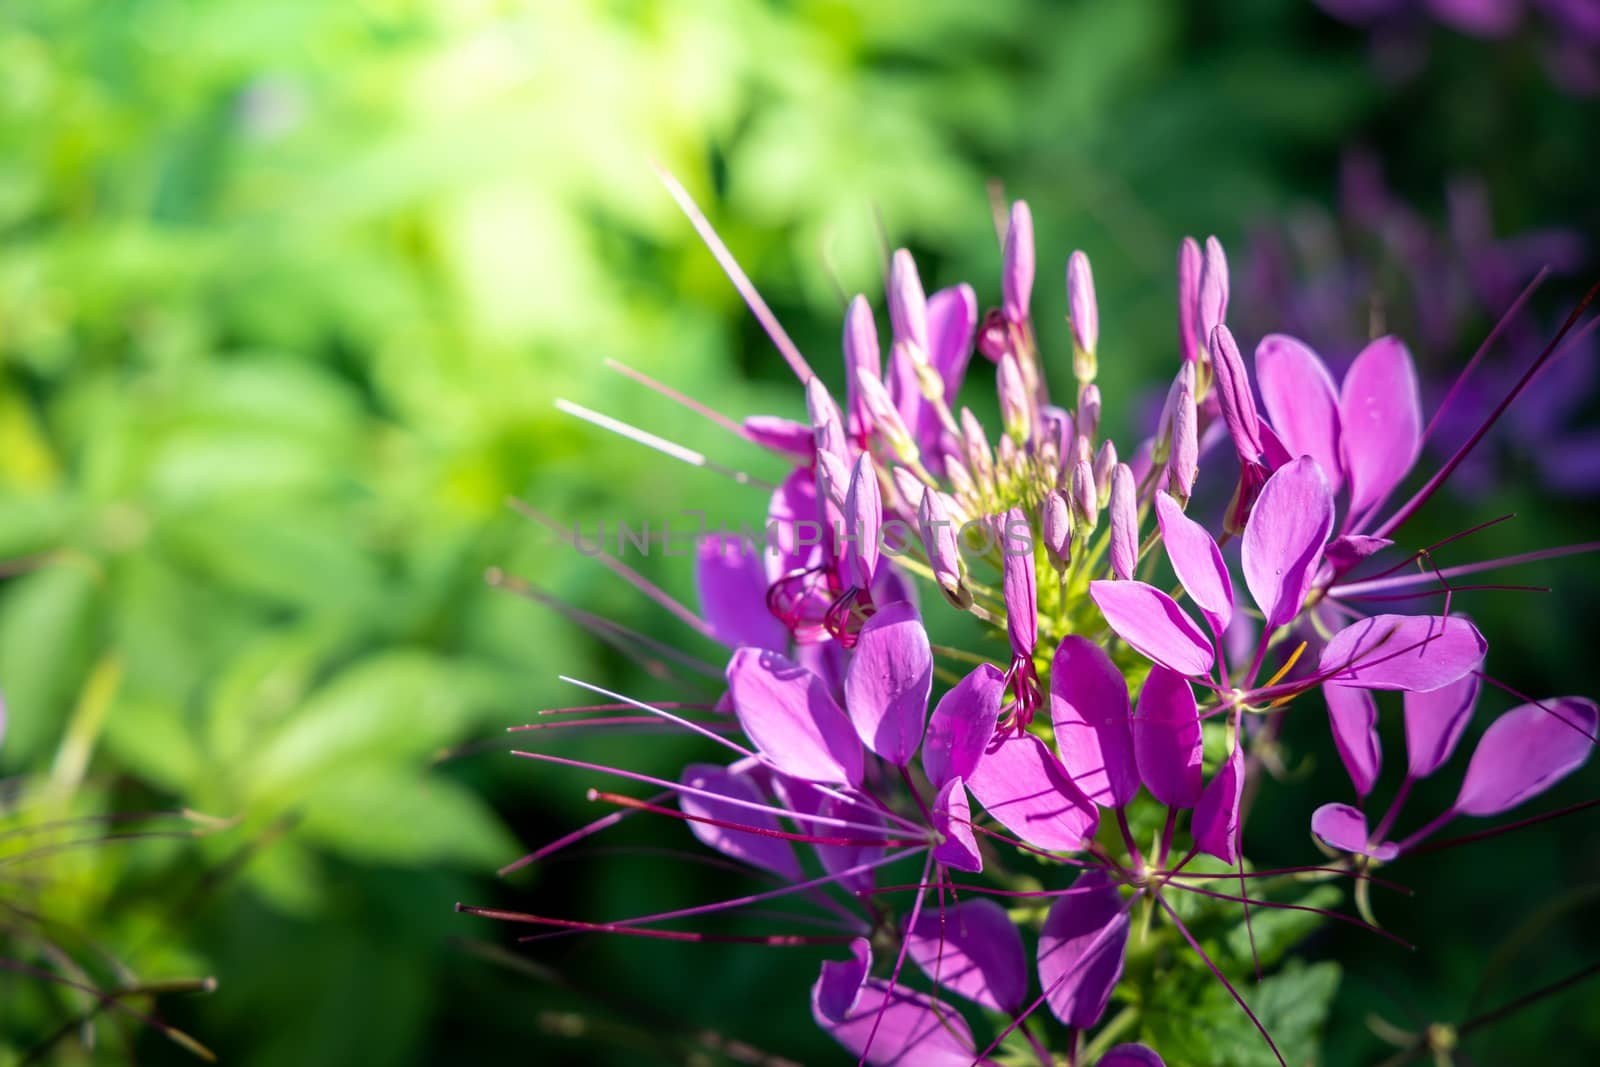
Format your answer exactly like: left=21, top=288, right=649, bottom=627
left=1071, top=459, right=1098, bottom=530
left=998, top=353, right=1032, bottom=443
left=842, top=296, right=881, bottom=435
left=1076, top=384, right=1101, bottom=445
left=843, top=454, right=882, bottom=589
left=1003, top=201, right=1035, bottom=325
left=1093, top=439, right=1119, bottom=508
left=976, top=307, right=1010, bottom=363
left=856, top=368, right=918, bottom=463
left=1066, top=250, right=1099, bottom=382
left=959, top=408, right=994, bottom=484
left=888, top=249, right=928, bottom=351
left=999, top=507, right=1037, bottom=658
left=1154, top=361, right=1197, bottom=464
left=1042, top=489, right=1073, bottom=571
left=1108, top=463, right=1138, bottom=581
left=1170, top=384, right=1199, bottom=504
left=891, top=466, right=925, bottom=511
left=806, top=377, right=848, bottom=463
left=1178, top=236, right=1203, bottom=364
left=919, top=489, right=970, bottom=609
left=945, top=455, right=978, bottom=502
left=1199, top=236, right=1229, bottom=347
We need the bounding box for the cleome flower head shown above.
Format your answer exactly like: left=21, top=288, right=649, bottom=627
left=472, top=172, right=1600, bottom=1066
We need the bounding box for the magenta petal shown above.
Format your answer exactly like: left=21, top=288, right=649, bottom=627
left=1193, top=741, right=1245, bottom=863
left=965, top=732, right=1099, bottom=852
left=1311, top=802, right=1398, bottom=861
left=1339, top=336, right=1422, bottom=518
left=1403, top=669, right=1482, bottom=779
left=816, top=938, right=872, bottom=1020
left=775, top=776, right=884, bottom=894
left=1154, top=493, right=1234, bottom=632
left=1038, top=869, right=1130, bottom=1029
left=1325, top=684, right=1382, bottom=799
left=1089, top=580, right=1215, bottom=677
left=906, top=898, right=1027, bottom=1013
left=813, top=940, right=982, bottom=1067
left=931, top=778, right=983, bottom=874
left=696, top=535, right=789, bottom=652
left=727, top=647, right=865, bottom=785
left=1002, top=508, right=1038, bottom=657
left=927, top=285, right=978, bottom=396
left=1255, top=334, right=1345, bottom=493
left=1099, top=1045, right=1166, bottom=1067
left=1133, top=667, right=1204, bottom=808
left=922, top=663, right=1006, bottom=788
left=845, top=601, right=933, bottom=766
left=742, top=414, right=815, bottom=460
left=1324, top=534, right=1393, bottom=576
left=679, top=764, right=803, bottom=881
left=1242, top=456, right=1335, bottom=631
left=1318, top=614, right=1487, bottom=693
left=1050, top=636, right=1139, bottom=808
left=1455, top=698, right=1598, bottom=817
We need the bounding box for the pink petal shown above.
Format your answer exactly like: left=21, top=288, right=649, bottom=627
left=1318, top=614, right=1486, bottom=693
left=922, top=663, right=1006, bottom=788
left=844, top=602, right=933, bottom=766
left=1154, top=493, right=1234, bottom=633
left=679, top=763, right=803, bottom=881
left=1311, top=802, right=1398, bottom=861
left=1049, top=636, right=1139, bottom=808
left=1100, top=1045, right=1166, bottom=1067
left=1133, top=667, right=1204, bottom=808
left=1325, top=684, right=1382, bottom=799
left=906, top=898, right=1028, bottom=1013
left=1403, top=669, right=1481, bottom=779
left=727, top=647, right=864, bottom=785
left=1339, top=336, right=1421, bottom=518
left=813, top=942, right=984, bottom=1067
left=1242, top=456, right=1335, bottom=631
left=1038, top=868, right=1130, bottom=1029
left=696, top=534, right=788, bottom=652
left=1193, top=741, right=1245, bottom=863
left=965, top=732, right=1099, bottom=852
left=742, top=414, right=815, bottom=460
left=931, top=778, right=983, bottom=874
left=1455, top=698, right=1598, bottom=817
left=1255, top=334, right=1345, bottom=492
left=1089, top=580, right=1215, bottom=678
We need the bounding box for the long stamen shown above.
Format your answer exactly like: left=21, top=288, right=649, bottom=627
left=1421, top=268, right=1549, bottom=444
left=558, top=676, right=759, bottom=761
left=1331, top=541, right=1600, bottom=599
left=855, top=853, right=935, bottom=1066
left=1156, top=895, right=1287, bottom=1067
left=1164, top=881, right=1415, bottom=949
left=654, top=165, right=816, bottom=383
left=1407, top=798, right=1600, bottom=857
left=603, top=358, right=750, bottom=438
left=555, top=398, right=777, bottom=489
left=1473, top=671, right=1600, bottom=744
left=586, top=790, right=919, bottom=848
left=505, top=499, right=718, bottom=641
left=455, top=906, right=855, bottom=946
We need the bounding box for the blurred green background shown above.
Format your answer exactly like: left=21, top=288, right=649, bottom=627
left=0, top=1, right=1595, bottom=1064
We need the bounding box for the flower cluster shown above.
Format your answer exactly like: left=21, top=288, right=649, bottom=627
left=477, top=179, right=1599, bottom=1065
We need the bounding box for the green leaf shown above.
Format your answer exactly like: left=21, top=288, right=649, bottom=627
left=296, top=764, right=516, bottom=868
left=1143, top=959, right=1342, bottom=1067
left=0, top=561, right=102, bottom=766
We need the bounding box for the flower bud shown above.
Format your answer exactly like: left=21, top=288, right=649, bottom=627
left=815, top=448, right=851, bottom=528
left=997, top=433, right=1021, bottom=480
left=1169, top=384, right=1199, bottom=504
left=945, top=455, right=978, bottom=502
left=1153, top=361, right=1197, bottom=464
left=959, top=407, right=994, bottom=484
left=1042, top=489, right=1072, bottom=571
left=919, top=489, right=970, bottom=609
left=891, top=465, right=925, bottom=512
left=1208, top=325, right=1264, bottom=464
left=1067, top=250, right=1099, bottom=382
left=976, top=307, right=1010, bottom=363
left=1177, top=236, right=1202, bottom=364
left=843, top=454, right=882, bottom=589
left=1040, top=405, right=1074, bottom=461
left=806, top=376, right=848, bottom=463
left=1071, top=459, right=1098, bottom=530
left=998, top=353, right=1032, bottom=443
left=842, top=296, right=881, bottom=435
left=1093, top=439, right=1119, bottom=508
left=1108, top=463, right=1138, bottom=581
left=1076, top=384, right=1101, bottom=444
left=888, top=249, right=928, bottom=351
left=855, top=368, right=918, bottom=463
left=1003, top=200, right=1035, bottom=325
left=999, top=507, right=1037, bottom=658
left=1199, top=236, right=1229, bottom=346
